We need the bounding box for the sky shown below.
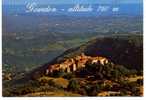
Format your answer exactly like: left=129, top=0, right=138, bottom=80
left=3, top=0, right=143, bottom=5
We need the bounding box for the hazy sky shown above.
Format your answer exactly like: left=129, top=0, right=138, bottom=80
left=3, top=0, right=143, bottom=5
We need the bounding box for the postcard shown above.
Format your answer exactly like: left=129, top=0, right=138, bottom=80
left=2, top=0, right=143, bottom=97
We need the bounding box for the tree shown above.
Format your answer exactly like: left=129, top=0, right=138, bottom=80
left=84, top=85, right=93, bottom=96
left=104, top=84, right=112, bottom=91
left=137, top=79, right=143, bottom=85
left=52, top=69, right=66, bottom=78
left=116, top=65, right=129, bottom=76
left=67, top=79, right=79, bottom=92
left=111, top=70, right=119, bottom=80
left=63, top=73, right=75, bottom=80
left=84, top=84, right=100, bottom=96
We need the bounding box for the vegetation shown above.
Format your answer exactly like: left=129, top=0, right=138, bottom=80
left=2, top=8, right=143, bottom=97
left=76, top=62, right=130, bottom=81
left=67, top=79, right=80, bottom=92
left=3, top=34, right=143, bottom=96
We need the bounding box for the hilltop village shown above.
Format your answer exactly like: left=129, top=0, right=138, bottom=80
left=46, top=53, right=109, bottom=74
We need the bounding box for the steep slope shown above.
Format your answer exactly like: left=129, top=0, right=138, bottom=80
left=52, top=35, right=143, bottom=70
left=27, top=35, right=142, bottom=80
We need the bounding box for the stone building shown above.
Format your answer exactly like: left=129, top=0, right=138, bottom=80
left=46, top=53, right=110, bottom=75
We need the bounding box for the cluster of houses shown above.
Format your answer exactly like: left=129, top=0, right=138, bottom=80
left=46, top=53, right=109, bottom=74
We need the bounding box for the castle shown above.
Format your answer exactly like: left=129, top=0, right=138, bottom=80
left=46, top=53, right=109, bottom=75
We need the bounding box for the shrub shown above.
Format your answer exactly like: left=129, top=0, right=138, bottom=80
left=84, top=85, right=92, bottom=96
left=38, top=77, right=50, bottom=86
left=104, top=84, right=112, bottom=91
left=67, top=79, right=79, bottom=91
left=48, top=79, right=55, bottom=86
left=11, top=85, right=35, bottom=95
left=116, top=65, right=129, bottom=76
left=95, top=83, right=100, bottom=92
left=120, top=90, right=128, bottom=96
left=85, top=62, right=98, bottom=72
left=136, top=71, right=143, bottom=76
left=130, top=86, right=141, bottom=96
left=29, top=80, right=40, bottom=87
left=110, top=70, right=119, bottom=80
left=130, top=69, right=138, bottom=76
left=52, top=70, right=66, bottom=78
left=84, top=84, right=100, bottom=96
left=63, top=73, right=75, bottom=80
left=137, top=79, right=143, bottom=85
left=78, top=88, right=87, bottom=95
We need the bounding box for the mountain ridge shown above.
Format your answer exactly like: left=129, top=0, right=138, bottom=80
left=27, top=35, right=142, bottom=80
